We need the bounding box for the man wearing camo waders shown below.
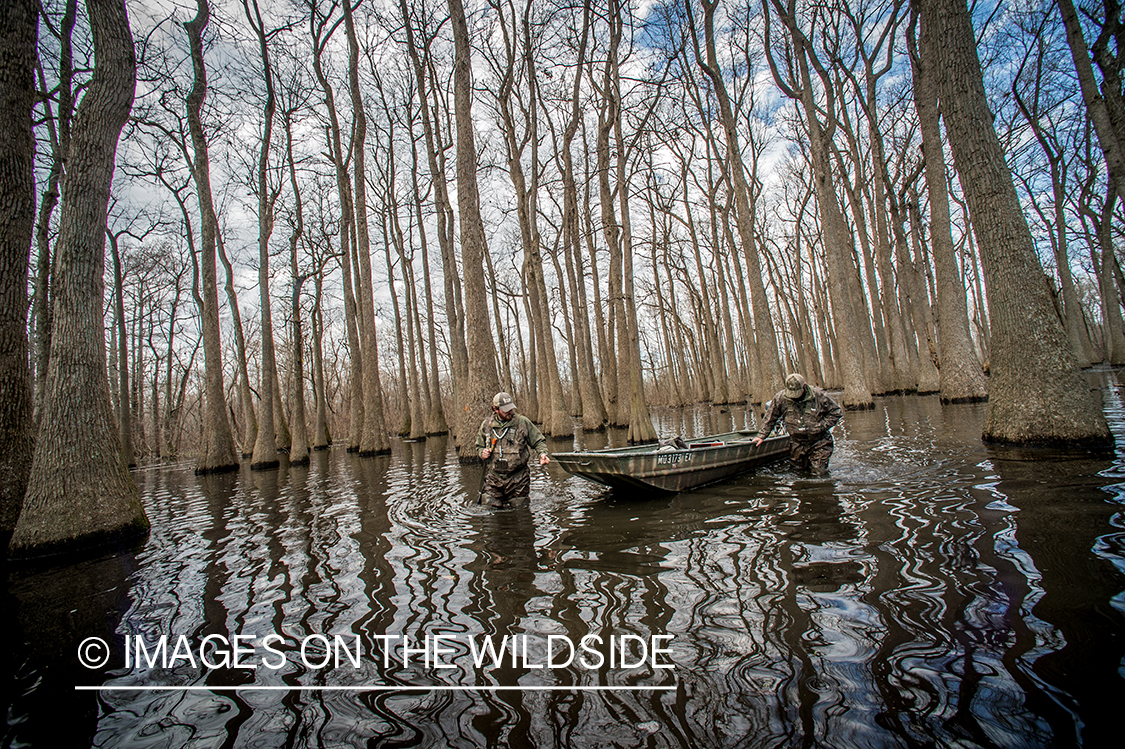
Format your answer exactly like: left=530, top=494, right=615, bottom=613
left=752, top=374, right=843, bottom=474
left=476, top=392, right=550, bottom=508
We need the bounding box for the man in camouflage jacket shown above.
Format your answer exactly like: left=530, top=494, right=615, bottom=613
left=752, top=374, right=843, bottom=474
left=476, top=392, right=550, bottom=508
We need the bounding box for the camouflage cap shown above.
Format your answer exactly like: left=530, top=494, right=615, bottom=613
left=784, top=374, right=807, bottom=400
left=492, top=392, right=516, bottom=413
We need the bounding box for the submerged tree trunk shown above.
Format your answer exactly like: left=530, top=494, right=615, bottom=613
left=344, top=0, right=389, bottom=456
left=216, top=233, right=255, bottom=455
left=284, top=107, right=309, bottom=465
left=448, top=0, right=500, bottom=461
left=0, top=0, right=37, bottom=539
left=310, top=4, right=361, bottom=451
left=311, top=273, right=331, bottom=449
left=923, top=0, right=1110, bottom=446
left=185, top=0, right=238, bottom=474
left=908, top=7, right=987, bottom=403
left=248, top=0, right=280, bottom=471
left=10, top=0, right=148, bottom=557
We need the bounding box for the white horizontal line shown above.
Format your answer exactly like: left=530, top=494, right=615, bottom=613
left=76, top=685, right=675, bottom=692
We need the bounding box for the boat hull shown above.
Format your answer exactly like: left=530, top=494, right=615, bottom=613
left=553, top=432, right=790, bottom=493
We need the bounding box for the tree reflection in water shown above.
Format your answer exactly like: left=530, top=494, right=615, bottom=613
left=4, top=380, right=1125, bottom=747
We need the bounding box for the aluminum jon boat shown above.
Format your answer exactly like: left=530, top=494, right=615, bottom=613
left=553, top=431, right=790, bottom=493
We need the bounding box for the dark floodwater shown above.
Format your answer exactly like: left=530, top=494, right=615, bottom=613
left=4, top=375, right=1125, bottom=748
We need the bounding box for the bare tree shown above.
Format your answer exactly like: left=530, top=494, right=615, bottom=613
left=765, top=0, right=875, bottom=409
left=10, top=0, right=147, bottom=556
left=447, top=0, right=501, bottom=461
left=246, top=0, right=284, bottom=470
left=285, top=148, right=311, bottom=464
left=399, top=0, right=466, bottom=432
left=185, top=0, right=239, bottom=474
left=344, top=0, right=390, bottom=456
left=1058, top=0, right=1125, bottom=201
left=486, top=0, right=569, bottom=436
left=907, top=5, right=987, bottom=402
left=31, top=0, right=79, bottom=418
left=921, top=0, right=1111, bottom=445
left=689, top=0, right=782, bottom=406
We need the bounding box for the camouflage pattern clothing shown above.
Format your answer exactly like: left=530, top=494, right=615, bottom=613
left=476, top=414, right=547, bottom=506
left=758, top=386, right=843, bottom=473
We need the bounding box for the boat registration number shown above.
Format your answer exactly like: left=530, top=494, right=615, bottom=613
left=656, top=452, right=690, bottom=465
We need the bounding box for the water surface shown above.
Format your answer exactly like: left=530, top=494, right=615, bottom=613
left=4, top=379, right=1125, bottom=747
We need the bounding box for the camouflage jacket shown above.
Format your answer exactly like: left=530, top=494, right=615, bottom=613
left=476, top=414, right=547, bottom=473
left=758, top=386, right=842, bottom=442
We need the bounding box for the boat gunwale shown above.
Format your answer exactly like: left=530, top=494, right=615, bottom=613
left=553, top=434, right=790, bottom=481
left=553, top=432, right=786, bottom=460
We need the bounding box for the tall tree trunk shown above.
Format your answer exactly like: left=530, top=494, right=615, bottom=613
left=484, top=246, right=510, bottom=392
left=900, top=190, right=942, bottom=393
left=247, top=0, right=280, bottom=471
left=681, top=163, right=724, bottom=403
left=409, top=133, right=449, bottom=435
left=0, top=0, right=37, bottom=539
left=399, top=239, right=426, bottom=442
left=108, top=232, right=134, bottom=466
left=344, top=0, right=389, bottom=456
left=581, top=125, right=614, bottom=414
left=861, top=70, right=914, bottom=393
left=399, top=0, right=468, bottom=423
left=495, top=1, right=567, bottom=431
left=561, top=0, right=604, bottom=430
left=594, top=52, right=624, bottom=427
left=377, top=132, right=412, bottom=438
left=216, top=232, right=256, bottom=454
left=284, top=107, right=309, bottom=465
left=721, top=187, right=758, bottom=400
left=765, top=0, right=874, bottom=409
left=493, top=0, right=567, bottom=435
left=1058, top=0, right=1125, bottom=201
left=695, top=0, right=782, bottom=406
left=10, top=0, right=148, bottom=556
left=1012, top=37, right=1097, bottom=366
left=340, top=217, right=363, bottom=451
left=923, top=0, right=1110, bottom=445
left=31, top=0, right=77, bottom=421
left=133, top=294, right=145, bottom=455
left=1095, top=186, right=1125, bottom=364
left=310, top=3, right=361, bottom=451
left=311, top=271, right=331, bottom=448
left=163, top=272, right=183, bottom=457
left=614, top=139, right=657, bottom=442
left=448, top=0, right=500, bottom=461
left=186, top=0, right=238, bottom=474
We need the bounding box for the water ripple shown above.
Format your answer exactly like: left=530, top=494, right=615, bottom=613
left=5, top=394, right=1125, bottom=747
